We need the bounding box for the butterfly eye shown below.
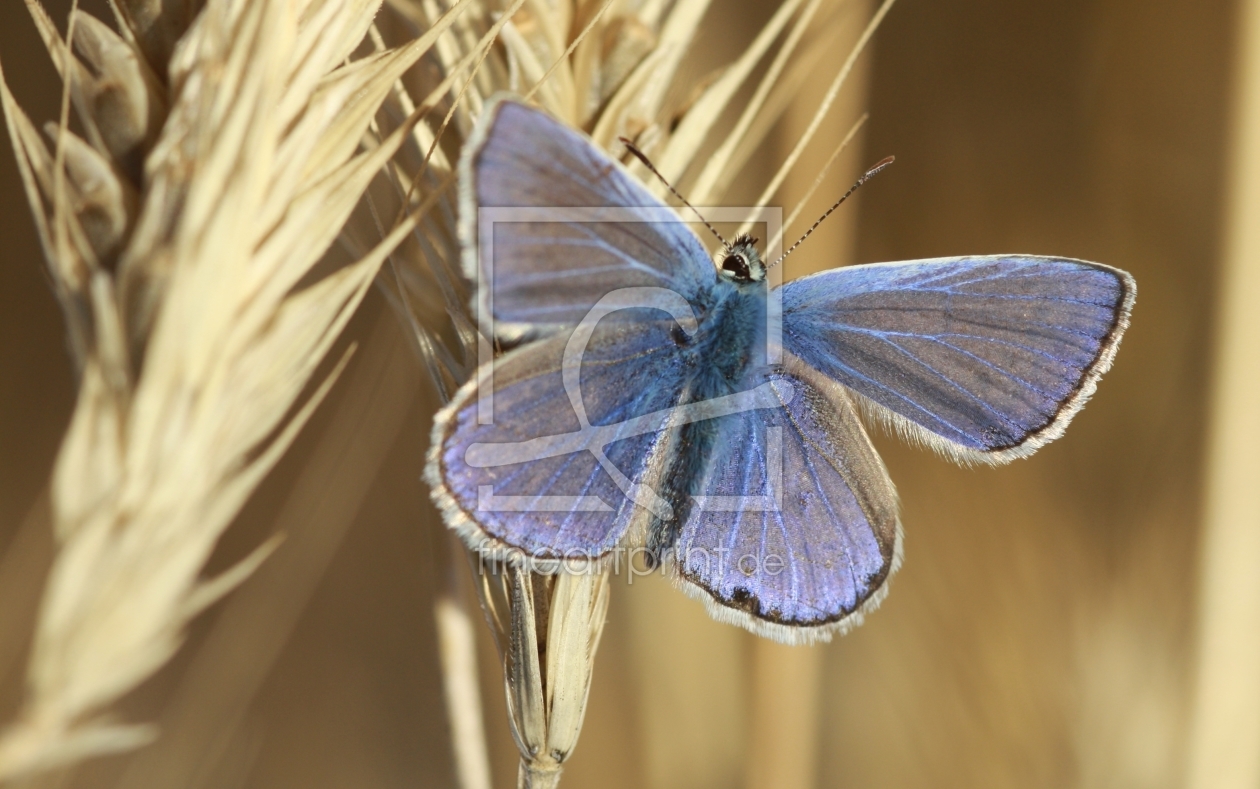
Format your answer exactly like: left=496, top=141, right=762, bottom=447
left=721, top=254, right=750, bottom=279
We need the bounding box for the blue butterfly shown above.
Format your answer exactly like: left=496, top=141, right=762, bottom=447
left=426, top=96, right=1135, bottom=643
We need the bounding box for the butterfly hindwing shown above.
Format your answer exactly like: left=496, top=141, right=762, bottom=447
left=672, top=353, right=901, bottom=643
left=461, top=96, right=717, bottom=337
left=428, top=318, right=690, bottom=565
left=780, top=256, right=1135, bottom=463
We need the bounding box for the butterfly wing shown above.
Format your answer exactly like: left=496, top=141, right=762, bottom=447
left=460, top=96, right=717, bottom=336
left=427, top=317, right=691, bottom=566
left=671, top=353, right=901, bottom=644
left=780, top=255, right=1135, bottom=463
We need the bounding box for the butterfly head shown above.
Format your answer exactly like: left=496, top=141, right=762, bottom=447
left=718, top=234, right=766, bottom=283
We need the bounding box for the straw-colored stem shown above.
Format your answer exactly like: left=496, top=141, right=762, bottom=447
left=1185, top=0, right=1260, bottom=781
left=519, top=761, right=564, bottom=789
left=435, top=535, right=493, bottom=789
left=744, top=640, right=823, bottom=789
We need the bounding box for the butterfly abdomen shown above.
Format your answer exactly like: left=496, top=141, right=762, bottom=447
left=643, top=282, right=771, bottom=565
left=645, top=416, right=720, bottom=566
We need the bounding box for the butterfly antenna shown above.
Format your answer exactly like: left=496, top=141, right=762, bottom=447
left=620, top=137, right=730, bottom=251
left=770, top=156, right=895, bottom=269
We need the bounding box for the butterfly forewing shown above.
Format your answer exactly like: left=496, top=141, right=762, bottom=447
left=780, top=256, right=1134, bottom=463
left=462, top=97, right=717, bottom=336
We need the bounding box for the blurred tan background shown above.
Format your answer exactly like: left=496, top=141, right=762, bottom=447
left=0, top=0, right=1249, bottom=787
